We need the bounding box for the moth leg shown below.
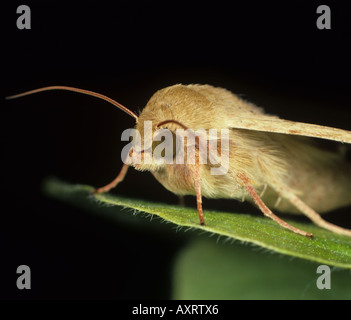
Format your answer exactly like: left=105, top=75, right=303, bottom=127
left=274, top=196, right=282, bottom=209
left=189, top=136, right=206, bottom=225
left=241, top=188, right=246, bottom=202
left=194, top=171, right=205, bottom=226
left=281, top=189, right=351, bottom=237
left=178, top=195, right=185, bottom=207
left=260, top=184, right=268, bottom=198
left=94, top=163, right=129, bottom=194
left=238, top=174, right=313, bottom=238
left=94, top=147, right=132, bottom=194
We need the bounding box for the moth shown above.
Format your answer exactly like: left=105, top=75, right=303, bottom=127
left=6, top=84, right=351, bottom=238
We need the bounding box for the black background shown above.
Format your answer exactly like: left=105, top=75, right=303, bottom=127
left=1, top=1, right=351, bottom=299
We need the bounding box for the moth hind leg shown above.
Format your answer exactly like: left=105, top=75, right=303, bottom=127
left=237, top=173, right=314, bottom=238
left=280, top=187, right=351, bottom=237
left=178, top=195, right=185, bottom=207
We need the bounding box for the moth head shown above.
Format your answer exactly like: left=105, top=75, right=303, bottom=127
left=125, top=88, right=190, bottom=172
left=129, top=119, right=182, bottom=172
left=128, top=87, right=213, bottom=172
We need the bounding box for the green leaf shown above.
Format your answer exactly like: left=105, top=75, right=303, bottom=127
left=173, top=238, right=351, bottom=299
left=42, top=178, right=351, bottom=269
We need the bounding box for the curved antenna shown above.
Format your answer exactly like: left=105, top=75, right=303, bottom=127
left=157, top=119, right=204, bottom=150
left=6, top=85, right=139, bottom=120
left=157, top=119, right=189, bottom=130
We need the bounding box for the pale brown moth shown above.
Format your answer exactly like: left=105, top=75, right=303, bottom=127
left=6, top=84, right=351, bottom=238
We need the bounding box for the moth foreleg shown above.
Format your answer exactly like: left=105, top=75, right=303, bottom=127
left=94, top=163, right=129, bottom=194
left=188, top=136, right=206, bottom=225
left=94, top=147, right=132, bottom=194
left=194, top=143, right=205, bottom=226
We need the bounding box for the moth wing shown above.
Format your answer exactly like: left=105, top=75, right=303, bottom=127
left=226, top=117, right=351, bottom=144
